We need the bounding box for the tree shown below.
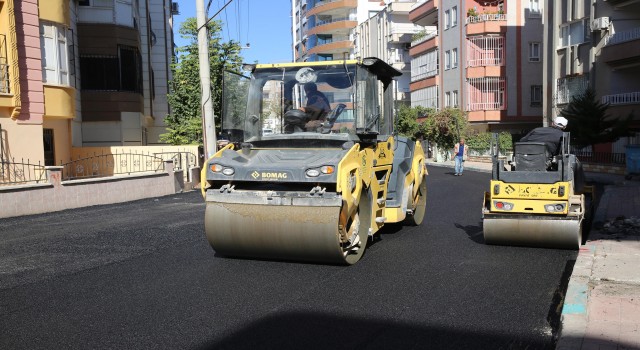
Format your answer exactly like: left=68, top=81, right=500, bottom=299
left=394, top=104, right=432, bottom=140
left=161, top=18, right=244, bottom=145
left=560, top=87, right=634, bottom=148
left=423, top=108, right=468, bottom=151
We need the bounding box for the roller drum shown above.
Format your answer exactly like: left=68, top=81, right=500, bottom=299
left=483, top=216, right=582, bottom=249
left=205, top=202, right=354, bottom=264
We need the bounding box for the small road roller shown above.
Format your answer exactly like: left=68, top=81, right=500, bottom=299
left=482, top=133, right=592, bottom=249
left=201, top=58, right=427, bottom=264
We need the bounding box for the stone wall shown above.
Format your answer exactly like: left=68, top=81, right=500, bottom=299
left=0, top=160, right=188, bottom=219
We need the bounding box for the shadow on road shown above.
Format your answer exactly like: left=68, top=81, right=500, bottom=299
left=195, top=311, right=553, bottom=350
left=454, top=221, right=484, bottom=244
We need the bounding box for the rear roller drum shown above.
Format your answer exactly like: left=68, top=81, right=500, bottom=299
left=405, top=175, right=427, bottom=226
left=341, top=191, right=372, bottom=265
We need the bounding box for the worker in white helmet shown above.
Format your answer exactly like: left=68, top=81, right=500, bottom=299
left=520, top=116, right=568, bottom=156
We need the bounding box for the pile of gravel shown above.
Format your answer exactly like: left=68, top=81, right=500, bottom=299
left=600, top=216, right=640, bottom=236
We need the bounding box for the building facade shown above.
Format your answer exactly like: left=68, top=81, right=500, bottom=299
left=409, top=0, right=543, bottom=134
left=355, top=1, right=420, bottom=106
left=543, top=0, right=640, bottom=151
left=0, top=0, right=175, bottom=168
left=292, top=0, right=389, bottom=62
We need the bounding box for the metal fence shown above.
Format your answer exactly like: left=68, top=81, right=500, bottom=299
left=0, top=158, right=47, bottom=186
left=152, top=151, right=198, bottom=182
left=572, top=151, right=626, bottom=165
left=61, top=152, right=165, bottom=180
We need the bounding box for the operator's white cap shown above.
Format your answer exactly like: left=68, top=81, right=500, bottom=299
left=554, top=116, right=568, bottom=128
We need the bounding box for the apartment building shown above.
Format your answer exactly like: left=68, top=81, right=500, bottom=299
left=409, top=0, right=543, bottom=134
left=0, top=0, right=174, bottom=167
left=355, top=1, right=420, bottom=105
left=291, top=0, right=388, bottom=62
left=543, top=0, right=640, bottom=151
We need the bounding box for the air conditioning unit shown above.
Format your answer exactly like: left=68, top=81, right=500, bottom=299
left=171, top=2, right=180, bottom=15
left=590, top=17, right=609, bottom=31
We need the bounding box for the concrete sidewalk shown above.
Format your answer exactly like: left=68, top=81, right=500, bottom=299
left=426, top=159, right=640, bottom=349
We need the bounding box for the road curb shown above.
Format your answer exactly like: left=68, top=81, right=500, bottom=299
left=557, top=244, right=595, bottom=349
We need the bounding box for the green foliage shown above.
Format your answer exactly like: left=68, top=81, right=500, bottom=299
left=423, top=108, right=468, bottom=151
left=394, top=104, right=433, bottom=139
left=560, top=87, right=634, bottom=148
left=466, top=132, right=513, bottom=152
left=161, top=18, right=244, bottom=145
left=411, top=30, right=427, bottom=41
left=467, top=8, right=478, bottom=17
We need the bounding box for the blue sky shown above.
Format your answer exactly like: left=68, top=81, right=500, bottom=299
left=173, top=0, right=293, bottom=63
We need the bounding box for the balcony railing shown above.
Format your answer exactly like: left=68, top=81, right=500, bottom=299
left=466, top=77, right=506, bottom=111
left=555, top=74, right=589, bottom=105
left=467, top=36, right=504, bottom=67
left=466, top=13, right=506, bottom=24
left=315, top=15, right=356, bottom=26
left=0, top=34, right=9, bottom=94
left=602, top=91, right=640, bottom=105
left=604, top=27, right=640, bottom=46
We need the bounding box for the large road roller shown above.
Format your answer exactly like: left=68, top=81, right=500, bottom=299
left=201, top=58, right=427, bottom=264
left=482, top=133, right=591, bottom=249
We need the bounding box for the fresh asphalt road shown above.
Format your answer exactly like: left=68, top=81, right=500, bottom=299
left=0, top=166, right=577, bottom=349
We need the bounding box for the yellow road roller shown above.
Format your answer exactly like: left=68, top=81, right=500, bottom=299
left=482, top=133, right=592, bottom=249
left=201, top=58, right=427, bottom=264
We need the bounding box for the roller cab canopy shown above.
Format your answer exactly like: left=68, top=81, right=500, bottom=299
left=220, top=58, right=402, bottom=147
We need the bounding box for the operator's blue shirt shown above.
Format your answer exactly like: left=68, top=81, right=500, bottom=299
left=457, top=144, right=464, bottom=157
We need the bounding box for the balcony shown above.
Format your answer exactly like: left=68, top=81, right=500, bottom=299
left=307, top=0, right=357, bottom=17
left=409, top=30, right=438, bottom=57
left=601, top=27, right=640, bottom=67
left=388, top=23, right=422, bottom=43
left=602, top=91, right=640, bottom=121
left=307, top=17, right=357, bottom=36
left=409, top=0, right=439, bottom=27
left=307, top=38, right=352, bottom=55
left=466, top=77, right=506, bottom=122
left=555, top=74, right=589, bottom=105
left=466, top=14, right=506, bottom=35
left=466, top=36, right=504, bottom=78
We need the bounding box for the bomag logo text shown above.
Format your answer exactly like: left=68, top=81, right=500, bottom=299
left=253, top=171, right=288, bottom=180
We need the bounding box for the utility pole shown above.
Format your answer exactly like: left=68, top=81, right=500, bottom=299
left=196, top=0, right=216, bottom=159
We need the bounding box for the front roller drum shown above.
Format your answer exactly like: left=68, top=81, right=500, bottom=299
left=205, top=202, right=367, bottom=265
left=483, top=216, right=582, bottom=249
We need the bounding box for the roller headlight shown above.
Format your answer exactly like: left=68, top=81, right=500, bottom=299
left=306, top=169, right=320, bottom=177
left=210, top=163, right=235, bottom=176
left=545, top=203, right=565, bottom=212
left=306, top=166, right=335, bottom=177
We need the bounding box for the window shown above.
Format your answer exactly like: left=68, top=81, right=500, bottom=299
left=43, top=129, right=55, bottom=166
left=444, top=10, right=450, bottom=29
left=452, top=48, right=458, bottom=68
left=529, top=0, right=541, bottom=17
left=452, top=90, right=458, bottom=107
left=40, top=22, right=70, bottom=85
left=445, top=92, right=451, bottom=107
left=445, top=50, right=451, bottom=70
left=529, top=42, right=540, bottom=62
left=411, top=49, right=438, bottom=81
left=451, top=6, right=458, bottom=27
left=80, top=45, right=142, bottom=92
left=559, top=20, right=589, bottom=48
left=530, top=85, right=542, bottom=107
